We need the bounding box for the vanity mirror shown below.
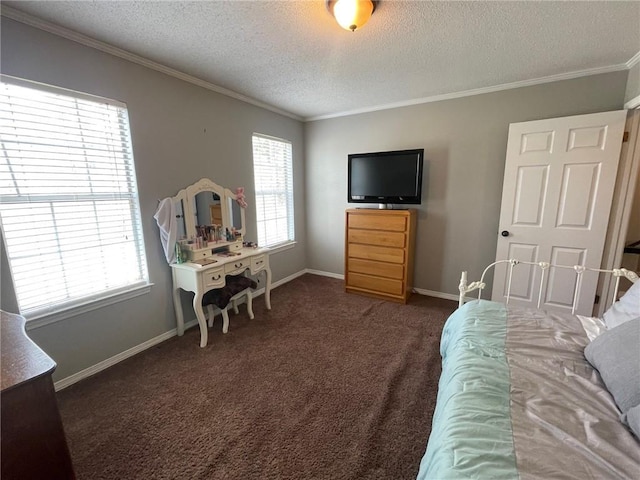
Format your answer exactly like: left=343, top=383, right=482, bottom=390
left=177, top=178, right=246, bottom=243
left=194, top=191, right=221, bottom=227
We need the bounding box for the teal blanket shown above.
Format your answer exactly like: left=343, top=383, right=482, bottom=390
left=416, top=299, right=640, bottom=479
left=416, top=300, right=517, bottom=479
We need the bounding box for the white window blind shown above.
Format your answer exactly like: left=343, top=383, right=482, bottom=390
left=0, top=78, right=148, bottom=319
left=252, top=134, right=294, bottom=248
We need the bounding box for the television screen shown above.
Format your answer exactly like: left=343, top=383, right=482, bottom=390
left=348, top=149, right=424, bottom=205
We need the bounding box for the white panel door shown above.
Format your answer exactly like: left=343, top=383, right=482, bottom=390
left=492, top=111, right=626, bottom=315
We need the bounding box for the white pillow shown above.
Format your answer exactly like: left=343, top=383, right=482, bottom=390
left=603, top=280, right=640, bottom=329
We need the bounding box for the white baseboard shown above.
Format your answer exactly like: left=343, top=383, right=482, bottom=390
left=273, top=269, right=308, bottom=287
left=53, top=269, right=308, bottom=391
left=304, top=269, right=457, bottom=301
left=53, top=318, right=199, bottom=391
left=412, top=287, right=459, bottom=302
left=304, top=270, right=457, bottom=301
left=305, top=269, right=345, bottom=280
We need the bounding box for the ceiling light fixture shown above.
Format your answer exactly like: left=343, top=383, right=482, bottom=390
left=327, top=0, right=377, bottom=32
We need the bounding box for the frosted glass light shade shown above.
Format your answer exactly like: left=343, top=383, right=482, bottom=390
left=331, top=0, right=375, bottom=32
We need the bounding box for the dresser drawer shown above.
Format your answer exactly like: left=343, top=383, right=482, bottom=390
left=251, top=254, right=267, bottom=272
left=348, top=214, right=406, bottom=232
left=348, top=244, right=405, bottom=264
left=203, top=267, right=225, bottom=289
left=347, top=258, right=404, bottom=280
left=348, top=229, right=405, bottom=248
left=225, top=259, right=249, bottom=275
left=347, top=273, right=404, bottom=296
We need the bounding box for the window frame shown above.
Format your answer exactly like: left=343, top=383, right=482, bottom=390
left=0, top=75, right=151, bottom=325
left=251, top=133, right=295, bottom=250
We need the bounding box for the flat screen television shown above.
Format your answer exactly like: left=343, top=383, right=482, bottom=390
left=348, top=149, right=424, bottom=207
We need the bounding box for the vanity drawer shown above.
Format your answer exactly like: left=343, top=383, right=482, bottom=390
left=187, top=249, right=213, bottom=261
left=251, top=254, right=267, bottom=272
left=203, top=267, right=225, bottom=289
left=225, top=259, right=249, bottom=276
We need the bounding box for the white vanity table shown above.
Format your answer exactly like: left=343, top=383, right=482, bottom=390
left=171, top=247, right=271, bottom=347
left=167, top=178, right=272, bottom=347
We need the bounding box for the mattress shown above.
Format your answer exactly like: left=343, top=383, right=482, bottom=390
left=417, top=300, right=640, bottom=479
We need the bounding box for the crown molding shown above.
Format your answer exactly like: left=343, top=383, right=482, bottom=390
left=307, top=63, right=629, bottom=121
left=0, top=5, right=303, bottom=121
left=627, top=50, right=640, bottom=69
left=2, top=5, right=635, bottom=123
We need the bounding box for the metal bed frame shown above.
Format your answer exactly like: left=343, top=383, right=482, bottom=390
left=458, top=259, right=639, bottom=313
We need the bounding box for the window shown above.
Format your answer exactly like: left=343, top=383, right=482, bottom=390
left=252, top=134, right=294, bottom=248
left=0, top=77, right=149, bottom=320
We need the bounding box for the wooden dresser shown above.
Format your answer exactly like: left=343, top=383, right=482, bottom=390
left=1, top=310, right=75, bottom=479
left=345, top=208, right=417, bottom=303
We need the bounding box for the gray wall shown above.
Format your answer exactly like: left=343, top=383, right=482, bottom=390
left=305, top=72, right=628, bottom=297
left=626, top=62, right=640, bottom=104
left=0, top=18, right=307, bottom=381
left=0, top=15, right=633, bottom=382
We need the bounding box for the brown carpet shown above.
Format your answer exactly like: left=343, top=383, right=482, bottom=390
left=56, top=274, right=456, bottom=480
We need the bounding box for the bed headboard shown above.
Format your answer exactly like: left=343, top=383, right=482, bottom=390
left=459, top=259, right=639, bottom=313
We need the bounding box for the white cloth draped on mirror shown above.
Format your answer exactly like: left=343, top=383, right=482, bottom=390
left=154, top=197, right=177, bottom=264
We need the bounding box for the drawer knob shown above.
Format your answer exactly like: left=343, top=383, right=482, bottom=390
left=212, top=275, right=220, bottom=280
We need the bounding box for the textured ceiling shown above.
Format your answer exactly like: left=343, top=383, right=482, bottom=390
left=3, top=1, right=640, bottom=120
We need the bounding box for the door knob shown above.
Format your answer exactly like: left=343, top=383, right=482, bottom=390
left=501, top=230, right=510, bottom=237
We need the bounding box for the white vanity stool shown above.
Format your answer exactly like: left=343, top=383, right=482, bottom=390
left=205, top=287, right=254, bottom=333
left=203, top=275, right=256, bottom=333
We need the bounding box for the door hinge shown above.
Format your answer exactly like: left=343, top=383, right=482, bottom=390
left=623, top=131, right=629, bottom=143
left=594, top=294, right=600, bottom=305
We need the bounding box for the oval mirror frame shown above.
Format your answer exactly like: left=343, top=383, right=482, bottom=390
left=180, top=178, right=245, bottom=241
